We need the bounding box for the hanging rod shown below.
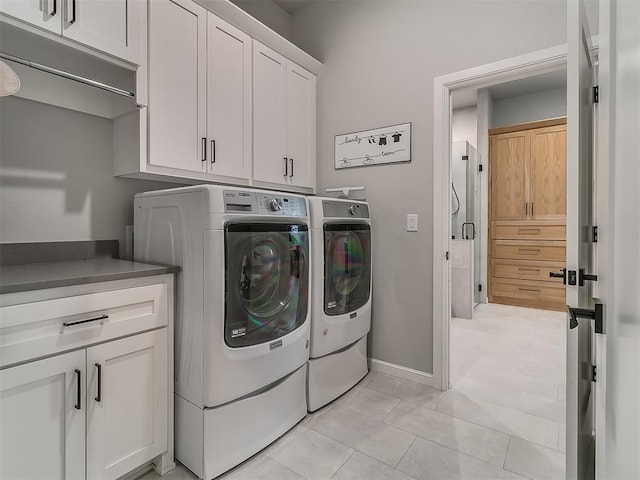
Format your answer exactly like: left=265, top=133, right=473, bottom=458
left=0, top=52, right=135, bottom=99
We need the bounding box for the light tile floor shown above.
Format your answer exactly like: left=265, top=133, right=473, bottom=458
left=142, top=303, right=566, bottom=480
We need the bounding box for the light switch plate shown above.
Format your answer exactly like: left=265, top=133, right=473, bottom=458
left=407, top=214, right=418, bottom=232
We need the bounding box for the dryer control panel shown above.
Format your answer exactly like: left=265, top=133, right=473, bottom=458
left=322, top=200, right=370, bottom=218
left=224, top=190, right=307, bottom=217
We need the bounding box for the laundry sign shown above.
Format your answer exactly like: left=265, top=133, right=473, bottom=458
left=334, top=122, right=411, bottom=169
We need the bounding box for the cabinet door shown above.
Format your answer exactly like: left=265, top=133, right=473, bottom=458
left=530, top=125, right=567, bottom=220
left=148, top=0, right=206, bottom=174
left=61, top=0, right=143, bottom=64
left=0, top=350, right=85, bottom=480
left=252, top=41, right=287, bottom=186
left=0, top=0, right=61, bottom=35
left=286, top=61, right=316, bottom=189
left=86, top=329, right=168, bottom=480
left=207, top=14, right=251, bottom=181
left=490, top=131, right=529, bottom=221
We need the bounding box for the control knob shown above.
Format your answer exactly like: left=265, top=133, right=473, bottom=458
left=347, top=205, right=359, bottom=216
left=266, top=198, right=283, bottom=212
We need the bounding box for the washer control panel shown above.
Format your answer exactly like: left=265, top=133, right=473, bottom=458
left=224, top=190, right=307, bottom=216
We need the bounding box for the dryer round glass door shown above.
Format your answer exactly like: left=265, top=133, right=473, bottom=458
left=324, top=223, right=372, bottom=315
left=224, top=223, right=309, bottom=348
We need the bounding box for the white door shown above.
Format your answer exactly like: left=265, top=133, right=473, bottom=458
left=0, top=0, right=61, bottom=35
left=87, top=329, right=168, bottom=480
left=207, top=14, right=251, bottom=181
left=61, top=0, right=143, bottom=64
left=148, top=0, right=206, bottom=173
left=597, top=1, right=640, bottom=478
left=252, top=41, right=287, bottom=186
left=0, top=351, right=86, bottom=480
left=286, top=61, right=316, bottom=189
left=566, top=0, right=598, bottom=478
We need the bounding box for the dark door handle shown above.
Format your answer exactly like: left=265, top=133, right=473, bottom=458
left=289, top=158, right=294, bottom=177
left=95, top=363, right=102, bottom=402
left=549, top=268, right=566, bottom=284
left=68, top=0, right=76, bottom=24
left=211, top=139, right=216, bottom=164
left=567, top=298, right=604, bottom=334
left=74, top=368, right=81, bottom=410
left=579, top=268, right=598, bottom=286
left=283, top=157, right=288, bottom=177
left=202, top=137, right=207, bottom=163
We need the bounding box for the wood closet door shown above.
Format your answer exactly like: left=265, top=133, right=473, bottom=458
left=490, top=131, right=529, bottom=221
left=530, top=125, right=567, bottom=220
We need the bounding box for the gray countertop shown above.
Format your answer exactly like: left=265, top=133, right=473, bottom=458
left=0, top=258, right=180, bottom=294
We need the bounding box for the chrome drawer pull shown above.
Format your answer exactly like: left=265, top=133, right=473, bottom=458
left=63, top=314, right=108, bottom=328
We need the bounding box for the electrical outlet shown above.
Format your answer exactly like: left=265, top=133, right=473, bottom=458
left=407, top=214, right=418, bottom=232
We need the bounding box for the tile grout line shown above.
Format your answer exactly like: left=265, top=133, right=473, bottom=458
left=326, top=449, right=356, bottom=480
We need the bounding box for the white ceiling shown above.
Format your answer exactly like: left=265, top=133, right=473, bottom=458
left=452, top=69, right=567, bottom=110
left=273, top=0, right=317, bottom=14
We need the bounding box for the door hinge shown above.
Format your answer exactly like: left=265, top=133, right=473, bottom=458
left=592, top=225, right=598, bottom=243
left=445, top=251, right=450, bottom=260
left=462, top=155, right=469, bottom=161
left=478, top=164, right=484, bottom=172
left=591, top=365, right=597, bottom=382
left=593, top=85, right=599, bottom=103
left=478, top=284, right=483, bottom=292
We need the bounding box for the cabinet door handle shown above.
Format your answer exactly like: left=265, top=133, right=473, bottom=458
left=67, top=0, right=76, bottom=24
left=525, top=202, right=528, bottom=217
left=74, top=368, right=81, bottom=410
left=211, top=139, right=216, bottom=164
left=95, top=363, right=102, bottom=403
left=62, top=314, right=108, bottom=328
left=289, top=158, right=294, bottom=177
left=283, top=157, right=288, bottom=177
left=531, top=202, right=534, bottom=217
left=48, top=0, right=57, bottom=16
left=201, top=137, right=207, bottom=162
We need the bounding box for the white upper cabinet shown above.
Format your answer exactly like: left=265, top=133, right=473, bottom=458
left=253, top=40, right=316, bottom=191
left=0, top=0, right=143, bottom=65
left=144, top=0, right=251, bottom=183
left=207, top=14, right=252, bottom=181
left=253, top=42, right=288, bottom=186
left=148, top=0, right=207, bottom=175
left=286, top=62, right=316, bottom=189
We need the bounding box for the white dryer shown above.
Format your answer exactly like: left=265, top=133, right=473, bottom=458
left=134, top=185, right=311, bottom=479
left=307, top=197, right=372, bottom=412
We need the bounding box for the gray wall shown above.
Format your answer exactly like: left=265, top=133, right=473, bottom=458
left=0, top=97, right=178, bottom=250
left=230, top=0, right=291, bottom=40
left=491, top=87, right=567, bottom=128
left=290, top=0, right=567, bottom=374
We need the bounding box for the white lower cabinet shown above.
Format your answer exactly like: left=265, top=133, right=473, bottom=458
left=0, top=350, right=86, bottom=480
left=87, top=329, right=168, bottom=480
left=0, top=275, right=174, bottom=480
left=0, top=330, right=167, bottom=480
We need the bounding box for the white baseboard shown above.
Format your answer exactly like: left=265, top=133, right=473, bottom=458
left=367, top=358, right=434, bottom=387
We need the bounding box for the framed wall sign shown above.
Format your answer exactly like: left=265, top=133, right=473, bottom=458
left=334, top=122, right=411, bottom=169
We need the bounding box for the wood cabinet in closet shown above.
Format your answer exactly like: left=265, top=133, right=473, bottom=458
left=488, top=119, right=567, bottom=311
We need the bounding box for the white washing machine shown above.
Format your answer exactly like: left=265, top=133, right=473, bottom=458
left=134, top=185, right=311, bottom=479
left=307, top=197, right=372, bottom=412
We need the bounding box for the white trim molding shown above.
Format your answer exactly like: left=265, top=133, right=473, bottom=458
left=368, top=358, right=434, bottom=387
left=432, top=43, right=568, bottom=392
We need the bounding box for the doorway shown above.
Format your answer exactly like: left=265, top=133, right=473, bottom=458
left=432, top=44, right=569, bottom=391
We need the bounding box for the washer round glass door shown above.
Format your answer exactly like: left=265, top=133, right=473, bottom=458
left=225, top=223, right=309, bottom=348
left=324, top=223, right=371, bottom=315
